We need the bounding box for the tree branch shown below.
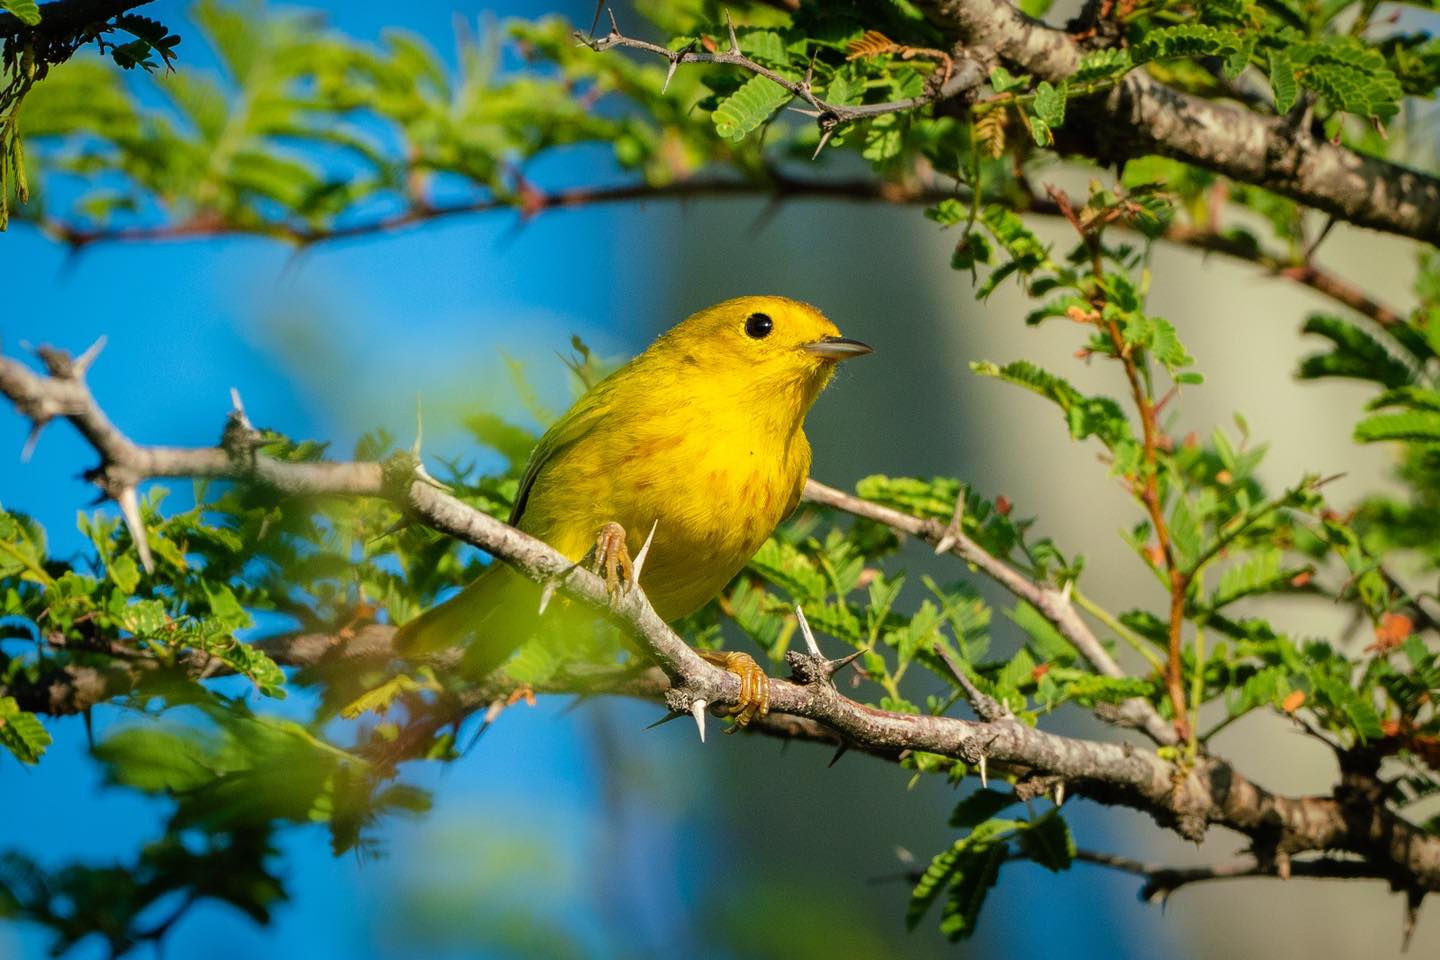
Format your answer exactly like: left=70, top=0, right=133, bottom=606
left=1071, top=848, right=1400, bottom=904
left=801, top=479, right=1177, bottom=746
left=25, top=171, right=1406, bottom=328
left=578, top=10, right=986, bottom=137
left=584, top=0, right=1440, bottom=246
left=4, top=342, right=1440, bottom=900
left=919, top=0, right=1440, bottom=245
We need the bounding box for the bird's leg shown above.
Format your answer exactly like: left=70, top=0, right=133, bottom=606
left=588, top=521, right=635, bottom=604
left=698, top=649, right=771, bottom=728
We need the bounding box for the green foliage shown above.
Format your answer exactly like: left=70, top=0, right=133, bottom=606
left=0, top=2, right=40, bottom=27
left=712, top=74, right=792, bottom=141
left=5, top=0, right=1440, bottom=953
left=907, top=807, right=1072, bottom=940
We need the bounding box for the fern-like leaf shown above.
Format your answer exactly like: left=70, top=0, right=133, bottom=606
left=712, top=74, right=791, bottom=142
left=847, top=29, right=903, bottom=61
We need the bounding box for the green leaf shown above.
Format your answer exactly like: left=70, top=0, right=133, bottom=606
left=989, top=66, right=1030, bottom=94
left=738, top=29, right=788, bottom=67
left=971, top=360, right=1134, bottom=451
left=0, top=697, right=50, bottom=764
left=93, top=727, right=213, bottom=791
left=1062, top=674, right=1155, bottom=705
left=1353, top=411, right=1440, bottom=444
left=749, top=538, right=828, bottom=602
left=1018, top=810, right=1074, bottom=871
left=108, top=553, right=140, bottom=594
left=1028, top=115, right=1051, bottom=146
left=1212, top=549, right=1302, bottom=607
left=712, top=74, right=791, bottom=142
left=1132, top=24, right=1246, bottom=64
left=203, top=582, right=251, bottom=629
left=949, top=789, right=1016, bottom=827
left=0, top=0, right=40, bottom=26
left=1032, top=81, right=1065, bottom=127
left=1269, top=50, right=1298, bottom=114
left=862, top=114, right=905, bottom=165
left=926, top=198, right=967, bottom=226
left=1008, top=600, right=1074, bottom=665
left=996, top=647, right=1037, bottom=696
left=1298, top=314, right=1413, bottom=389
left=937, top=842, right=1006, bottom=940
left=1167, top=497, right=1203, bottom=569
left=1312, top=675, right=1384, bottom=740
left=1073, top=48, right=1133, bottom=83
left=907, top=819, right=1019, bottom=932
left=341, top=674, right=432, bottom=719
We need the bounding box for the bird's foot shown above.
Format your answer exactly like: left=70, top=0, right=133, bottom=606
left=588, top=521, right=635, bottom=604
left=698, top=649, right=770, bottom=729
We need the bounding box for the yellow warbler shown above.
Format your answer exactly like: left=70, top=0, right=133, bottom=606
left=395, top=296, right=871, bottom=722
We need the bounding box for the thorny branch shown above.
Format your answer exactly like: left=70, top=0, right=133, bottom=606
left=578, top=9, right=985, bottom=155
left=5, top=343, right=1440, bottom=912
left=581, top=1, right=1440, bottom=245
left=803, top=479, right=1176, bottom=747
left=917, top=0, right=1440, bottom=245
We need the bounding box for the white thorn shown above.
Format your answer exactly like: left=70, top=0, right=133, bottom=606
left=229, top=387, right=254, bottom=430
left=411, top=392, right=424, bottom=456
left=483, top=699, right=505, bottom=725
left=978, top=754, right=988, bottom=789
left=795, top=604, right=821, bottom=656
left=537, top=578, right=559, bottom=616
left=631, top=519, right=658, bottom=585
left=811, top=125, right=835, bottom=160
left=73, top=335, right=107, bottom=376
left=116, top=486, right=154, bottom=574
left=935, top=487, right=966, bottom=553
left=20, top=421, right=45, bottom=462
left=1054, top=781, right=1065, bottom=806
left=413, top=462, right=451, bottom=493
left=786, top=106, right=823, bottom=118
left=1060, top=580, right=1073, bottom=605
left=724, top=8, right=739, bottom=53
left=690, top=699, right=707, bottom=743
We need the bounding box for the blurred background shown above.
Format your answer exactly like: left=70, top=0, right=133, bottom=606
left=2, top=0, right=1436, bottom=957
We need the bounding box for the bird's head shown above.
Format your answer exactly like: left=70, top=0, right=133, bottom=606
left=653, top=296, right=871, bottom=413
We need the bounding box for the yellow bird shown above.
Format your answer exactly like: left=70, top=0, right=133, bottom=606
left=395, top=296, right=872, bottom=724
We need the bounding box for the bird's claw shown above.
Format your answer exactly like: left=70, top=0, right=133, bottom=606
left=589, top=521, right=635, bottom=605
left=699, top=649, right=770, bottom=729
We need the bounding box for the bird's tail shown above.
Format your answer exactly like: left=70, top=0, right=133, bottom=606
left=393, top=564, right=543, bottom=676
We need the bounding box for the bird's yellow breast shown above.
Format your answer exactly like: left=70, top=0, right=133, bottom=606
left=517, top=391, right=811, bottom=621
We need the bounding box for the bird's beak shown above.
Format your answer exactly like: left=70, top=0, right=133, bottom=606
left=803, top=335, right=873, bottom=360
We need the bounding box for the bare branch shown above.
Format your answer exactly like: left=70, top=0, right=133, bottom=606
left=1070, top=848, right=1399, bottom=904
left=5, top=344, right=1440, bottom=899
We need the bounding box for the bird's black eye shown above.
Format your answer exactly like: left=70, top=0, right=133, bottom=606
left=745, top=312, right=773, bottom=339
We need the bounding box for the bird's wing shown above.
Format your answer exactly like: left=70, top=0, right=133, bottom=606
left=508, top=371, right=624, bottom=527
